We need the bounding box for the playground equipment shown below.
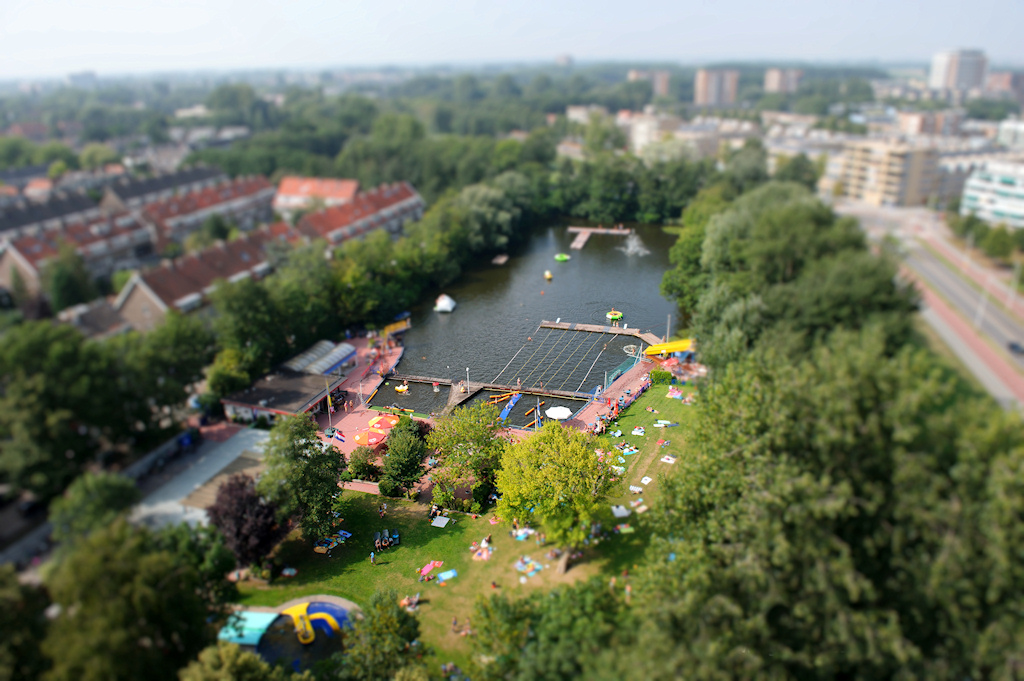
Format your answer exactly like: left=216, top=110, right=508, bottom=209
left=523, top=401, right=545, bottom=417
left=554, top=253, right=571, bottom=262
left=499, top=393, right=522, bottom=421
left=643, top=339, right=693, bottom=357
left=606, top=309, right=623, bottom=322
left=281, top=602, right=347, bottom=646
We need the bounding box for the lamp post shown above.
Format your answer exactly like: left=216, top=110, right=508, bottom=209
left=466, top=367, right=470, bottom=386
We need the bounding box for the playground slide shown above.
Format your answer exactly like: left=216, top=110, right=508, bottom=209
left=643, top=339, right=693, bottom=357
left=499, top=393, right=522, bottom=421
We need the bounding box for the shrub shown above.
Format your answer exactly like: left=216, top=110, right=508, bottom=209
left=432, top=486, right=455, bottom=509
left=378, top=476, right=403, bottom=497
left=650, top=370, right=672, bottom=384
left=349, top=446, right=380, bottom=481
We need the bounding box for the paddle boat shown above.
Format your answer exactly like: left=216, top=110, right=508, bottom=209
left=434, top=294, right=457, bottom=313
left=554, top=253, right=571, bottom=262
left=544, top=270, right=552, bottom=280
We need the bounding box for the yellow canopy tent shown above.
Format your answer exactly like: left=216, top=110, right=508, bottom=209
left=643, top=339, right=694, bottom=357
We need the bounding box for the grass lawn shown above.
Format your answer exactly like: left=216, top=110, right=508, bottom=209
left=236, top=380, right=698, bottom=671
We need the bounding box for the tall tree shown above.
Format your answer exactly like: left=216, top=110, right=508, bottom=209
left=257, top=416, right=343, bottom=542
left=41, top=243, right=97, bottom=312
left=426, top=401, right=505, bottom=504
left=206, top=474, right=278, bottom=567
left=0, top=564, right=49, bottom=681
left=179, top=641, right=309, bottom=681
left=49, top=471, right=140, bottom=544
left=42, top=520, right=213, bottom=681
left=326, top=589, right=423, bottom=681
left=495, top=422, right=609, bottom=573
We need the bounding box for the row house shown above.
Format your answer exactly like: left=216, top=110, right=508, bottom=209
left=0, top=190, right=102, bottom=240
left=100, top=166, right=226, bottom=212
left=0, top=212, right=153, bottom=297
left=113, top=226, right=289, bottom=332
left=273, top=176, right=360, bottom=220
left=142, top=176, right=276, bottom=244
left=295, top=182, right=425, bottom=246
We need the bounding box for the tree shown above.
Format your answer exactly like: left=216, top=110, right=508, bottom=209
left=257, top=416, right=343, bottom=542
left=472, top=579, right=623, bottom=681
left=207, top=348, right=252, bottom=400
left=773, top=152, right=819, bottom=190
left=43, top=520, right=213, bottom=681
left=0, top=564, right=49, bottom=681
left=78, top=143, right=120, bottom=171
left=982, top=225, right=1013, bottom=260
left=724, top=138, right=768, bottom=193
left=347, top=446, right=379, bottom=481
left=154, top=523, right=236, bottom=615
left=380, top=419, right=425, bottom=495
left=327, top=589, right=423, bottom=681
left=179, top=641, right=309, bottom=681
left=49, top=471, right=140, bottom=544
left=207, top=474, right=278, bottom=567
left=426, top=401, right=504, bottom=503
left=660, top=184, right=731, bottom=319
left=210, top=278, right=287, bottom=376
left=41, top=243, right=98, bottom=312
left=495, top=422, right=610, bottom=573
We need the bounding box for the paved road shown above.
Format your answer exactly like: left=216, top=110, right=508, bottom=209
left=906, top=243, right=1024, bottom=369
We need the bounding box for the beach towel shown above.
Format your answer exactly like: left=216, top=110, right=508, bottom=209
left=636, top=505, right=649, bottom=514
left=281, top=567, right=297, bottom=577
left=617, top=456, right=626, bottom=464
left=657, top=419, right=671, bottom=424
left=660, top=455, right=677, bottom=464
left=641, top=476, right=653, bottom=485
left=629, top=485, right=643, bottom=494
left=663, top=423, right=679, bottom=427
left=431, top=516, right=451, bottom=528
left=436, top=569, right=458, bottom=583
left=611, top=465, right=625, bottom=475
left=419, top=560, right=443, bottom=576
left=656, top=439, right=665, bottom=446
left=630, top=498, right=644, bottom=508
left=336, top=530, right=352, bottom=538
left=618, top=525, right=636, bottom=534
left=489, top=516, right=500, bottom=525
left=473, top=547, right=493, bottom=561
left=611, top=505, right=631, bottom=518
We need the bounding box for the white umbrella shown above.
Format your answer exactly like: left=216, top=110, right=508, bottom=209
left=545, top=406, right=572, bottom=420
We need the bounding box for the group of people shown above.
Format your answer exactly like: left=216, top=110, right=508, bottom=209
left=374, top=533, right=394, bottom=552
left=428, top=504, right=446, bottom=520
left=378, top=503, right=388, bottom=518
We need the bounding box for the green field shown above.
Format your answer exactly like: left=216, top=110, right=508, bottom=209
left=237, top=380, right=697, bottom=671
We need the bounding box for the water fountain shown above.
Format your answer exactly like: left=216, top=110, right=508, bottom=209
left=618, top=233, right=651, bottom=256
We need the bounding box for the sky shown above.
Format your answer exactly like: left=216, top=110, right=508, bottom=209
left=1, top=0, right=1021, bottom=80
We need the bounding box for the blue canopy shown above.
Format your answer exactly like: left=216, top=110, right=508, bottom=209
left=218, top=611, right=280, bottom=647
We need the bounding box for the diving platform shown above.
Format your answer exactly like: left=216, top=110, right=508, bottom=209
left=538, top=320, right=662, bottom=347
left=567, top=225, right=633, bottom=249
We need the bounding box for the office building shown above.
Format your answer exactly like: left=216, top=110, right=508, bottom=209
left=694, top=69, right=739, bottom=107
left=929, top=50, right=988, bottom=91
left=628, top=69, right=671, bottom=97
left=764, top=68, right=803, bottom=94
left=961, top=161, right=1024, bottom=228
left=838, top=139, right=938, bottom=207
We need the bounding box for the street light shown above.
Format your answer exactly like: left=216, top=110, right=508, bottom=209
left=466, top=367, right=470, bottom=385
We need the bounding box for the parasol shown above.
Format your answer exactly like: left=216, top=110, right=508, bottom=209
left=353, top=427, right=388, bottom=446
left=545, top=406, right=573, bottom=420
left=368, top=414, right=400, bottom=429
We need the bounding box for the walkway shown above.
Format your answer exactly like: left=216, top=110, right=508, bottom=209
left=567, top=225, right=633, bottom=249
left=538, top=320, right=663, bottom=346
left=130, top=428, right=270, bottom=529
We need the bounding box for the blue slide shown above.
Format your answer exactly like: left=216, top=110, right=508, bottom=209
left=499, top=393, right=522, bottom=421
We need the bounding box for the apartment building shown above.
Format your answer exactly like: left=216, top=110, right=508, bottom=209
left=694, top=69, right=739, bottom=107
left=897, top=110, right=963, bottom=137
left=764, top=68, right=803, bottom=94
left=929, top=50, right=988, bottom=92
left=627, top=69, right=671, bottom=97
left=961, top=161, right=1024, bottom=229
left=838, top=139, right=938, bottom=207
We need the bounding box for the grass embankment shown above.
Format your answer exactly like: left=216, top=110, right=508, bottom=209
left=237, top=381, right=697, bottom=670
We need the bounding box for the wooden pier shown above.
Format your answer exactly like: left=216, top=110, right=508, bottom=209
left=538, top=320, right=662, bottom=347
left=387, top=372, right=591, bottom=415
left=567, top=225, right=633, bottom=250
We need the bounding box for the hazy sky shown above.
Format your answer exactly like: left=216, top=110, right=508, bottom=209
left=1, top=0, right=1021, bottom=80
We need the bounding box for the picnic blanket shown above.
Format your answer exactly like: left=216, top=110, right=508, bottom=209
left=660, top=455, right=677, bottom=464
left=635, top=505, right=649, bottom=514
left=611, top=505, right=631, bottom=518
left=631, top=427, right=646, bottom=436
left=489, top=516, right=500, bottom=525
left=615, top=523, right=635, bottom=534
left=641, top=476, right=653, bottom=485
left=419, top=560, right=444, bottom=576
left=431, top=516, right=451, bottom=528
left=666, top=387, right=683, bottom=399
left=436, top=569, right=458, bottom=583
left=513, top=527, right=536, bottom=541
left=472, top=547, right=493, bottom=561
left=611, top=465, right=625, bottom=475
left=514, top=556, right=543, bottom=576
left=336, top=530, right=352, bottom=538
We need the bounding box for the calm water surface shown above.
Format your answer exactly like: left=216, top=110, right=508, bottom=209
left=397, top=223, right=677, bottom=385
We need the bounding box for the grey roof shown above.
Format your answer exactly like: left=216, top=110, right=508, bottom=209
left=222, top=369, right=344, bottom=414
left=107, top=166, right=226, bottom=202
left=0, top=164, right=49, bottom=189
left=0, top=191, right=98, bottom=235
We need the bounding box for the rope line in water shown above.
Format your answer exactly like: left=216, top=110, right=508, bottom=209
left=552, top=332, right=606, bottom=392
left=577, top=339, right=610, bottom=393
left=491, top=343, right=528, bottom=384
left=507, top=328, right=556, bottom=384
left=517, top=329, right=574, bottom=387
left=529, top=330, right=582, bottom=388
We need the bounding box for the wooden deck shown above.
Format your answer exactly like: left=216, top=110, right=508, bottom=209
left=538, top=320, right=662, bottom=346
left=567, top=225, right=633, bottom=249
left=387, top=372, right=592, bottom=415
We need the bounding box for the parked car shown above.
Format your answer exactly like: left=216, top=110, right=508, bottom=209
left=1009, top=341, right=1024, bottom=356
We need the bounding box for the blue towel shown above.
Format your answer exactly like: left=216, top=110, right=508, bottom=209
left=437, top=569, right=458, bottom=582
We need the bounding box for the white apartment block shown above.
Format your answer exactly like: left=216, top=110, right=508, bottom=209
left=961, top=161, right=1024, bottom=228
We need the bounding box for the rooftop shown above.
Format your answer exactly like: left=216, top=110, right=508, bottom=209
left=0, top=190, right=98, bottom=235
left=222, top=369, right=345, bottom=415
left=296, top=182, right=419, bottom=241
left=107, top=166, right=226, bottom=201
left=277, top=176, right=360, bottom=202
left=143, top=176, right=273, bottom=227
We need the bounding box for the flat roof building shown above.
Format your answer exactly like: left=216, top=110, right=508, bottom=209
left=961, top=161, right=1024, bottom=229
left=838, top=139, right=938, bottom=207
left=694, top=69, right=739, bottom=107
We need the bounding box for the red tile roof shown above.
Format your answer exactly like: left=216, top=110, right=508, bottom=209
left=8, top=212, right=149, bottom=271
left=277, top=176, right=359, bottom=202
left=296, top=182, right=419, bottom=242
left=143, top=176, right=273, bottom=227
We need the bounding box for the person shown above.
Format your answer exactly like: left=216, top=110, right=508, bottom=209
left=517, top=377, right=521, bottom=388
left=374, top=538, right=381, bottom=551
left=491, top=581, right=499, bottom=589
left=485, top=533, right=492, bottom=545
left=451, top=617, right=458, bottom=633
left=370, top=551, right=375, bottom=566
left=512, top=518, right=519, bottom=531
left=461, top=617, right=472, bottom=636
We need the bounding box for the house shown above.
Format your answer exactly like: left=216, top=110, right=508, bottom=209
left=57, top=299, right=131, bottom=340
left=295, top=182, right=425, bottom=246
left=0, top=212, right=153, bottom=296
left=100, top=166, right=227, bottom=212
left=0, top=190, right=101, bottom=240
left=141, top=176, right=276, bottom=244
left=222, top=340, right=357, bottom=424
left=273, top=177, right=360, bottom=219
left=113, top=226, right=292, bottom=331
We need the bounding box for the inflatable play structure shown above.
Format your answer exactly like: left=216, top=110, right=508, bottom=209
left=281, top=602, right=348, bottom=645
left=643, top=339, right=694, bottom=357
left=434, top=294, right=457, bottom=312
left=395, top=384, right=408, bottom=393
left=554, top=253, right=571, bottom=262
left=606, top=309, right=623, bottom=322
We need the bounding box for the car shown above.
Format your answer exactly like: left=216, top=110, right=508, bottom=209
left=1009, top=341, right=1024, bottom=356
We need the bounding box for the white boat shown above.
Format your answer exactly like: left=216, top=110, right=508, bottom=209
left=434, top=294, right=457, bottom=313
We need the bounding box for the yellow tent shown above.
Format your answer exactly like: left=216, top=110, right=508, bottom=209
left=644, top=339, right=694, bottom=357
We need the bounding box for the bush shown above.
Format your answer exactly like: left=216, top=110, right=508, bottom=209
left=432, top=486, right=455, bottom=509
left=471, top=481, right=491, bottom=509
left=349, top=446, right=380, bottom=481
left=470, top=501, right=482, bottom=514
left=650, top=370, right=672, bottom=384
left=378, top=476, right=403, bottom=497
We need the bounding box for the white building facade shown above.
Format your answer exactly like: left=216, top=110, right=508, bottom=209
left=961, top=161, right=1024, bottom=228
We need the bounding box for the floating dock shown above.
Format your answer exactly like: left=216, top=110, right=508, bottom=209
left=567, top=226, right=633, bottom=250
left=491, top=254, right=509, bottom=265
